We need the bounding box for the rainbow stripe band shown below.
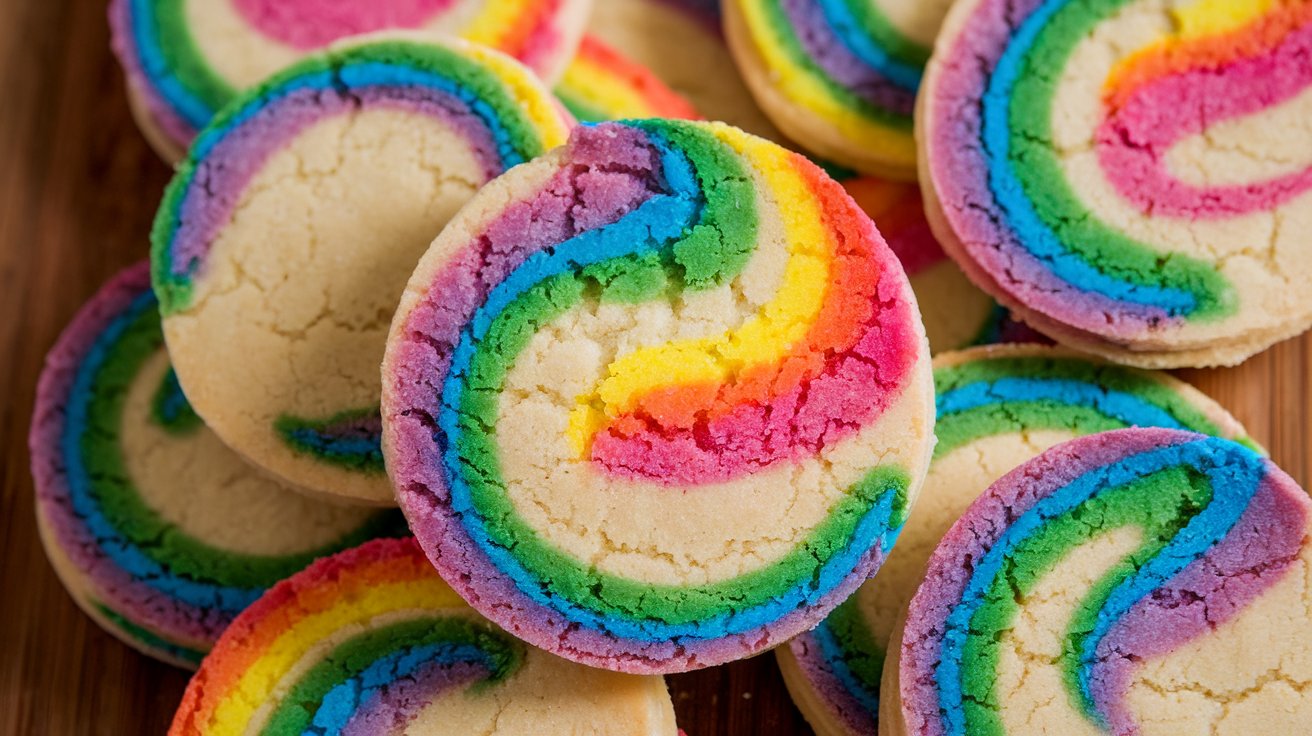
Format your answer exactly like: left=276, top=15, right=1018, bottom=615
left=29, top=264, right=401, bottom=662
left=782, top=349, right=1251, bottom=735
left=384, top=119, right=930, bottom=671
left=109, top=0, right=582, bottom=150
left=554, top=36, right=701, bottom=122
left=924, top=0, right=1312, bottom=345
left=898, top=429, right=1309, bottom=735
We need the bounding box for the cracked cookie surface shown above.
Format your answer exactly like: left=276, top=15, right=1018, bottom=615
left=887, top=428, right=1312, bottom=736
left=29, top=263, right=403, bottom=668
left=776, top=343, right=1250, bottom=736
left=382, top=119, right=935, bottom=673
left=919, top=0, right=1312, bottom=367
left=168, top=538, right=677, bottom=735
left=109, top=0, right=590, bottom=159
left=152, top=37, right=572, bottom=504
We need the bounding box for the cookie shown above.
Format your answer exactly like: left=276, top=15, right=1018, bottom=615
left=109, top=0, right=590, bottom=159
left=168, top=537, right=678, bottom=735
left=589, top=0, right=783, bottom=138
left=151, top=36, right=572, bottom=505
left=381, top=119, right=936, bottom=673
left=888, top=427, right=1312, bottom=735
left=919, top=0, right=1312, bottom=367
left=723, top=0, right=953, bottom=178
left=776, top=343, right=1251, bottom=736
left=29, top=263, right=403, bottom=668
left=834, top=172, right=1015, bottom=352
left=554, top=36, right=701, bottom=122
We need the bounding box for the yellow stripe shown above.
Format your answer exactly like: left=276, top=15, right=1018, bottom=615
left=559, top=58, right=656, bottom=119
left=464, top=0, right=539, bottom=48
left=732, top=0, right=915, bottom=167
left=1171, top=0, right=1277, bottom=38
left=208, top=578, right=465, bottom=735
left=459, top=42, right=571, bottom=148
left=566, top=124, right=832, bottom=456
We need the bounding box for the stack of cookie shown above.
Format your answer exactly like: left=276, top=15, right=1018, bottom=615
left=27, top=0, right=1311, bottom=734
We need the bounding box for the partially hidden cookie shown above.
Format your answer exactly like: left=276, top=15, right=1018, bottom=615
left=382, top=119, right=936, bottom=673
left=109, top=0, right=590, bottom=160
left=920, top=0, right=1312, bottom=367
left=724, top=0, right=954, bottom=178
left=152, top=36, right=572, bottom=505
left=776, top=343, right=1251, bottom=735
left=589, top=0, right=783, bottom=138
left=29, top=263, right=403, bottom=669
left=889, top=428, right=1312, bottom=735
left=554, top=36, right=701, bottom=122
left=169, top=538, right=678, bottom=735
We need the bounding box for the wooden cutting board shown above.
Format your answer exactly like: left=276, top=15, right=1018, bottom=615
left=0, top=1, right=1305, bottom=733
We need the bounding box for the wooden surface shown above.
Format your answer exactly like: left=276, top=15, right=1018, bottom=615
left=0, top=3, right=1307, bottom=736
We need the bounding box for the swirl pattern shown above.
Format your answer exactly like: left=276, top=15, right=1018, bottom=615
left=777, top=344, right=1251, bottom=736
left=169, top=538, right=678, bottom=735
left=29, top=264, right=402, bottom=668
left=893, top=429, right=1312, bottom=735
left=151, top=37, right=572, bottom=503
left=382, top=119, right=934, bottom=672
left=109, top=0, right=589, bottom=157
left=921, top=0, right=1312, bottom=366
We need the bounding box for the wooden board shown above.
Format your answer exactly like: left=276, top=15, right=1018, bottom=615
left=0, top=1, right=1306, bottom=734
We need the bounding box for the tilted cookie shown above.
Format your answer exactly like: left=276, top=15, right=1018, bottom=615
left=554, top=35, right=701, bottom=122
left=29, top=263, right=402, bottom=668
left=110, top=0, right=590, bottom=159
left=889, top=428, right=1312, bottom=736
left=151, top=36, right=572, bottom=505
left=919, top=0, right=1312, bottom=367
left=169, top=538, right=678, bottom=735
left=724, top=0, right=954, bottom=178
left=382, top=120, right=935, bottom=673
left=776, top=343, right=1251, bottom=736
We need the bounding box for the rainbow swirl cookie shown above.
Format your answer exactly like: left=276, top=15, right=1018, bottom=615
left=109, top=0, right=590, bottom=159
left=29, top=263, right=402, bottom=669
left=151, top=37, right=572, bottom=505
left=723, top=0, right=954, bottom=178
left=889, top=427, right=1312, bottom=735
left=777, top=343, right=1250, bottom=736
left=589, top=0, right=783, bottom=138
left=920, top=0, right=1312, bottom=367
left=168, top=538, right=678, bottom=735
left=381, top=119, right=935, bottom=673
left=554, top=36, right=701, bottom=122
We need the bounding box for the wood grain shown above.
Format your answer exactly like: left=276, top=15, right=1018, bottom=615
left=0, top=2, right=1305, bottom=735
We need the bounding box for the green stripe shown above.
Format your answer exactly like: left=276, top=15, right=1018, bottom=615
left=839, top=0, right=930, bottom=68
left=95, top=601, right=207, bottom=665
left=147, top=0, right=237, bottom=116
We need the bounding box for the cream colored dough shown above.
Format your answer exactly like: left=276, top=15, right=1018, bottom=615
left=165, top=107, right=488, bottom=504
left=911, top=260, right=996, bottom=353
left=870, top=0, right=956, bottom=49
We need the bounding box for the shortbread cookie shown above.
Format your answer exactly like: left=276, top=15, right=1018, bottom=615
left=777, top=343, right=1250, bottom=735
left=723, top=0, right=954, bottom=178
left=151, top=37, right=572, bottom=504
left=888, top=428, right=1312, bottom=735
left=920, top=0, right=1312, bottom=367
left=29, top=263, right=402, bottom=668
left=589, top=0, right=782, bottom=137
left=109, top=0, right=590, bottom=159
left=554, top=36, right=701, bottom=122
left=382, top=120, right=935, bottom=673
left=169, top=538, right=679, bottom=735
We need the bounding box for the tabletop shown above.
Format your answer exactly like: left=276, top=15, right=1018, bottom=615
left=0, top=2, right=1308, bottom=735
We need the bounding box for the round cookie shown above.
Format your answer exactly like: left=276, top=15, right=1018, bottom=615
left=919, top=0, right=1312, bottom=367
left=109, top=0, right=590, bottom=160
left=775, top=343, right=1251, bottom=736
left=723, top=0, right=954, bottom=179
left=168, top=537, right=679, bottom=735
left=554, top=35, right=701, bottom=123
left=588, top=0, right=783, bottom=138
left=151, top=36, right=572, bottom=505
left=29, top=263, right=403, bottom=669
left=888, top=428, right=1312, bottom=736
left=382, top=119, right=936, bottom=673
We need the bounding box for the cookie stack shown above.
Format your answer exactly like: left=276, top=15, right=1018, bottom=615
left=27, top=0, right=1311, bottom=734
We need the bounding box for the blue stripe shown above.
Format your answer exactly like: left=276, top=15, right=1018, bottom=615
left=128, top=0, right=217, bottom=129
left=937, top=377, right=1190, bottom=429
left=811, top=619, right=881, bottom=716
left=815, top=0, right=922, bottom=91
